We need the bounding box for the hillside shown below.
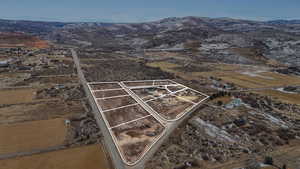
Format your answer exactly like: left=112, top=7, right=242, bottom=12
left=43, top=17, right=300, bottom=66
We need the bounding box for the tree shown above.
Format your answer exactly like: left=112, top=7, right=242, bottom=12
left=264, top=156, right=273, bottom=165
left=282, top=164, right=287, bottom=169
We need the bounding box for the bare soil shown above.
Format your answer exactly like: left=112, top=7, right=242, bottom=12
left=112, top=116, right=164, bottom=163
left=97, top=95, right=137, bottom=111
left=146, top=95, right=194, bottom=120
left=174, top=89, right=207, bottom=103
left=93, top=89, right=127, bottom=98
left=104, top=104, right=150, bottom=127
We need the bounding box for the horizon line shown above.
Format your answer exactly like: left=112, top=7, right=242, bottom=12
left=1, top=15, right=300, bottom=24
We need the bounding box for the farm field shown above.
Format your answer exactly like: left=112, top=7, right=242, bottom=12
left=146, top=60, right=300, bottom=89
left=0, top=100, right=85, bottom=125
left=0, top=88, right=37, bottom=105
left=0, top=118, right=67, bottom=156
left=0, top=144, right=111, bottom=169
left=196, top=71, right=300, bottom=89
left=254, top=89, right=300, bottom=105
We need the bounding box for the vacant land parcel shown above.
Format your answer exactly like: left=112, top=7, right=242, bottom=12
left=87, top=80, right=209, bottom=165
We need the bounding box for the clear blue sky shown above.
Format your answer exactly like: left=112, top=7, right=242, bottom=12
left=0, top=0, right=299, bottom=22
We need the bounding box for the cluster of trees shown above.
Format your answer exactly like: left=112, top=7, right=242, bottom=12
left=209, top=91, right=232, bottom=100
left=245, top=156, right=288, bottom=169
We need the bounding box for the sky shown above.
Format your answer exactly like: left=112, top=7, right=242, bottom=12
left=0, top=0, right=299, bottom=22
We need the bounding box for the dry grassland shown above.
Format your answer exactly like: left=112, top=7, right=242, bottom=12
left=0, top=88, right=36, bottom=105
left=254, top=89, right=300, bottom=105
left=196, top=71, right=300, bottom=88
left=147, top=61, right=180, bottom=70
left=0, top=144, right=111, bottom=169
left=0, top=118, right=67, bottom=156
left=0, top=100, right=85, bottom=125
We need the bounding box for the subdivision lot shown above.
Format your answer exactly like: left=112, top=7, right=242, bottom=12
left=131, top=86, right=171, bottom=101
left=146, top=95, right=195, bottom=120
left=93, top=89, right=128, bottom=99
left=111, top=116, right=164, bottom=164
left=97, top=95, right=137, bottom=111
left=88, top=80, right=209, bottom=165
left=0, top=118, right=67, bottom=156
left=166, top=85, right=185, bottom=92
left=154, top=80, right=177, bottom=86
left=0, top=144, right=111, bottom=169
left=123, top=81, right=155, bottom=87
left=123, top=80, right=177, bottom=88
left=104, top=104, right=150, bottom=127
left=173, top=88, right=207, bottom=103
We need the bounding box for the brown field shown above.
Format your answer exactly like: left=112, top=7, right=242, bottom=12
left=89, top=83, right=121, bottom=90
left=0, top=88, right=36, bottom=105
left=269, top=140, right=300, bottom=169
left=112, top=116, right=164, bottom=163
left=0, top=100, right=85, bottom=125
left=254, top=89, right=300, bottom=105
left=146, top=95, right=194, bottom=120
left=131, top=87, right=170, bottom=101
left=104, top=104, right=150, bottom=127
left=154, top=80, right=177, bottom=86
left=174, top=89, right=207, bottom=103
left=97, top=96, right=137, bottom=111
left=29, top=76, right=78, bottom=85
left=0, top=118, right=67, bottom=156
left=123, top=81, right=155, bottom=87
left=146, top=60, right=300, bottom=90
left=0, top=72, right=31, bottom=87
left=196, top=71, right=300, bottom=89
left=166, top=85, right=185, bottom=92
left=0, top=32, right=49, bottom=49
left=94, top=89, right=128, bottom=99
left=213, top=63, right=243, bottom=71
left=146, top=61, right=180, bottom=73
left=0, top=144, right=111, bottom=169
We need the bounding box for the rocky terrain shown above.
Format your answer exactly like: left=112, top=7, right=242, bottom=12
left=48, top=17, right=300, bottom=67
left=1, top=17, right=300, bottom=66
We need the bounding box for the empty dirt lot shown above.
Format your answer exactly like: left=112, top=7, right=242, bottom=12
left=112, top=116, right=164, bottom=164
left=104, top=104, right=150, bottom=127
left=0, top=118, right=67, bottom=156
left=0, top=144, right=111, bottom=169
left=97, top=96, right=137, bottom=111
left=146, top=95, right=194, bottom=120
